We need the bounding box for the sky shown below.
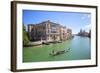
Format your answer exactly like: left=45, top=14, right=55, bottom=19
left=23, top=10, right=91, bottom=34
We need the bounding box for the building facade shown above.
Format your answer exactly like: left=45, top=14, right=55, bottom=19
left=28, top=20, right=72, bottom=42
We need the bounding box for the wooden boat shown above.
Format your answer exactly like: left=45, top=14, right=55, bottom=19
left=42, top=42, right=50, bottom=45
left=45, top=43, right=50, bottom=45
left=49, top=49, right=70, bottom=56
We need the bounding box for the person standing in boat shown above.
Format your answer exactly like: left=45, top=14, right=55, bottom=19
left=52, top=49, right=55, bottom=54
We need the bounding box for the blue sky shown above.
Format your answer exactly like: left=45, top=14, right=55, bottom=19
left=23, top=10, right=91, bottom=34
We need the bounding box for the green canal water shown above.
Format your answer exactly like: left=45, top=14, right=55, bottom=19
left=23, top=36, right=91, bottom=62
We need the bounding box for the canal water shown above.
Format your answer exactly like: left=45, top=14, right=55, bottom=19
left=23, top=36, right=91, bottom=62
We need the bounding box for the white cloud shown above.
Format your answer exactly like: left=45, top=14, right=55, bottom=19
left=84, top=24, right=91, bottom=29
left=87, top=15, right=91, bottom=18
left=81, top=14, right=91, bottom=20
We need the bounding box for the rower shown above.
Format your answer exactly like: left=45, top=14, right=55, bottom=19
left=52, top=49, right=55, bottom=54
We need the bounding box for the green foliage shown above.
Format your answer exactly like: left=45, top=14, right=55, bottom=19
left=23, top=25, right=30, bottom=46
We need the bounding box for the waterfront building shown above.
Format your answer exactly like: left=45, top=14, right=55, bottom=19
left=28, top=20, right=72, bottom=42
left=77, top=29, right=90, bottom=37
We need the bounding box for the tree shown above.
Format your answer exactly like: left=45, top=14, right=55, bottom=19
left=23, top=25, right=30, bottom=46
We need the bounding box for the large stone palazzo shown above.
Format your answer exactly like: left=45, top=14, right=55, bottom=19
left=28, top=20, right=72, bottom=42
